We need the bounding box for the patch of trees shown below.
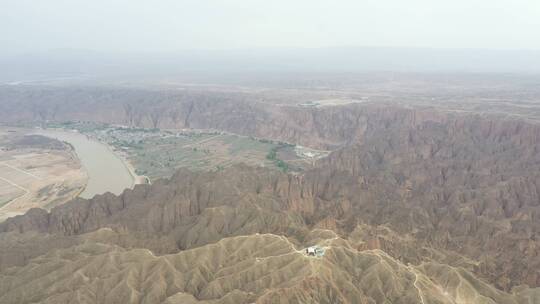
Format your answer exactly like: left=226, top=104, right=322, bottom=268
left=266, top=146, right=289, bottom=172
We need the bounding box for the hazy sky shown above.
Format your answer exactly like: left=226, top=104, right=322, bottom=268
left=1, top=0, right=540, bottom=54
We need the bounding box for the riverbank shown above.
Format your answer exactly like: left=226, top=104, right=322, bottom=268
left=105, top=143, right=150, bottom=185
left=35, top=129, right=135, bottom=199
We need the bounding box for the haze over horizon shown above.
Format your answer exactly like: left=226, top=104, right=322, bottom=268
left=2, top=0, right=540, bottom=55
left=1, top=1, right=540, bottom=81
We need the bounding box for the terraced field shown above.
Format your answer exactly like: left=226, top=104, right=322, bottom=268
left=47, top=122, right=317, bottom=182
left=116, top=132, right=295, bottom=181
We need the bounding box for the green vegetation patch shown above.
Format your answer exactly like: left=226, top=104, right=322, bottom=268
left=266, top=145, right=290, bottom=172
left=42, top=121, right=308, bottom=181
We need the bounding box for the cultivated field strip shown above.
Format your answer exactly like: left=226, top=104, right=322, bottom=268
left=0, top=176, right=28, bottom=208
left=1, top=163, right=42, bottom=180
left=0, top=165, right=36, bottom=188
left=0, top=177, right=25, bottom=207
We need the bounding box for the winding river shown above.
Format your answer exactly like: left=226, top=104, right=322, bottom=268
left=36, top=130, right=134, bottom=199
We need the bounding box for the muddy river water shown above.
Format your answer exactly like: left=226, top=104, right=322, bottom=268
left=36, top=130, right=134, bottom=199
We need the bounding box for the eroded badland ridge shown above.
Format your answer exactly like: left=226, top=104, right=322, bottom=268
left=1, top=84, right=540, bottom=303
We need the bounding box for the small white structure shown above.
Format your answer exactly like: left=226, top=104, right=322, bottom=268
left=303, top=151, right=316, bottom=158
left=305, top=246, right=325, bottom=257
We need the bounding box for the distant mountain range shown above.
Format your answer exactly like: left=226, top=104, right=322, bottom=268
left=1, top=47, right=539, bottom=83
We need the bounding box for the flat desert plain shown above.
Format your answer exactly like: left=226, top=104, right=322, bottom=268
left=0, top=129, right=86, bottom=221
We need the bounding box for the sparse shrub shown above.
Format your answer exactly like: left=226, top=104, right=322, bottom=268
left=266, top=148, right=277, bottom=160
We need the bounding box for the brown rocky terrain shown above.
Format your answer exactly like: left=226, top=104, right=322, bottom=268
left=2, top=84, right=540, bottom=149
left=0, top=163, right=539, bottom=303
left=1, top=85, right=540, bottom=303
